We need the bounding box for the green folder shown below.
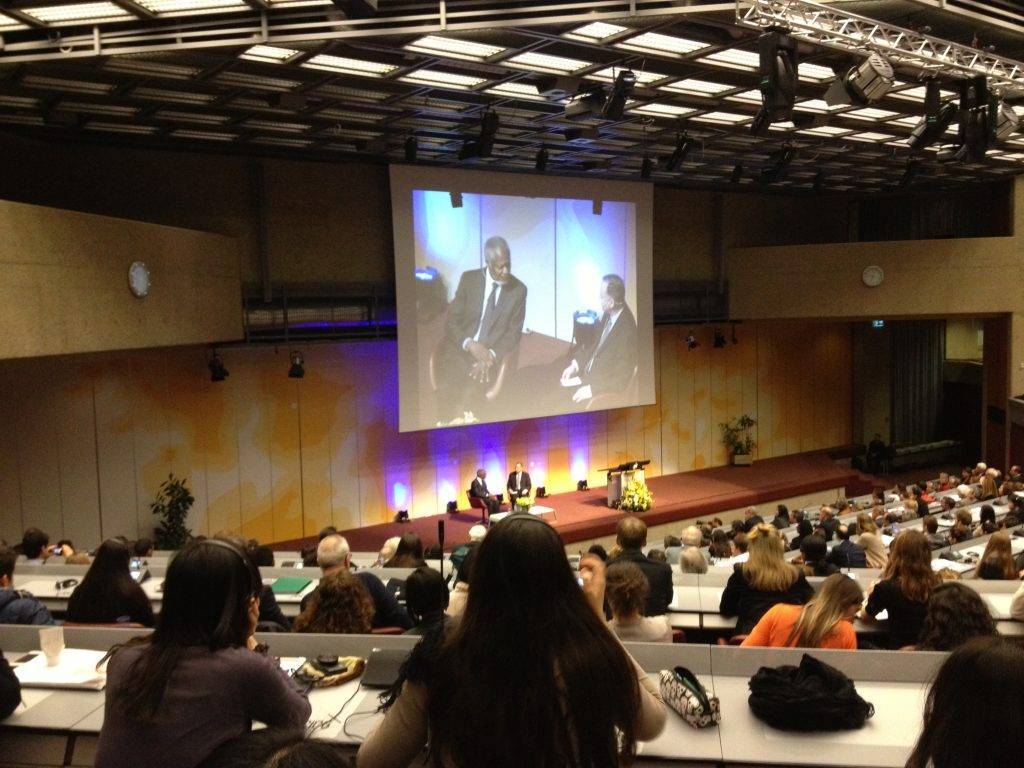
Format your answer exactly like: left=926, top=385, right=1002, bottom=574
left=270, top=577, right=312, bottom=595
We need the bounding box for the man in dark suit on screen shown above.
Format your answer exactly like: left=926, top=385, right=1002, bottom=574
left=506, top=461, right=532, bottom=501
left=435, top=236, right=527, bottom=425
left=560, top=273, right=637, bottom=405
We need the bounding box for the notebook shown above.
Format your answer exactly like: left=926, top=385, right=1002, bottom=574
left=270, top=577, right=312, bottom=595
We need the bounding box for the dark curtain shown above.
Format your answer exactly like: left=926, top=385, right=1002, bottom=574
left=891, top=321, right=945, bottom=446
left=858, top=182, right=1012, bottom=241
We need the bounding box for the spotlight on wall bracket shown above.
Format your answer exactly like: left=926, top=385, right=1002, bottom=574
left=576, top=480, right=589, bottom=492
left=459, top=111, right=499, bottom=159
left=208, top=350, right=229, bottom=383
left=685, top=332, right=700, bottom=351
left=404, top=135, right=418, bottom=163
left=288, top=351, right=305, bottom=379
left=603, top=69, right=636, bottom=120
left=664, top=133, right=693, bottom=172
left=535, top=147, right=549, bottom=172
left=713, top=328, right=727, bottom=348
left=824, top=52, right=894, bottom=107
left=752, top=30, right=798, bottom=135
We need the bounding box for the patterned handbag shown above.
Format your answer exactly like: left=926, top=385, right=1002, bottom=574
left=659, top=666, right=721, bottom=728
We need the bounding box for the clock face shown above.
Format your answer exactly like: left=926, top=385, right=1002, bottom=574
left=862, top=265, right=884, bottom=288
left=128, top=261, right=150, bottom=298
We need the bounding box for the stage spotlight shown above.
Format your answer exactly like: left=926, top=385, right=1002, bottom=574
left=685, top=332, right=700, bottom=351
left=713, top=328, right=727, bottom=348
left=640, top=155, right=653, bottom=179
left=536, top=486, right=547, bottom=498
left=449, top=191, right=463, bottom=208
left=445, top=500, right=458, bottom=514
left=991, top=99, right=1019, bottom=142
left=957, top=75, right=991, bottom=162
left=535, top=147, right=549, bottom=172
left=752, top=30, right=798, bottom=135
left=394, top=509, right=410, bottom=523
left=759, top=144, right=795, bottom=184
left=208, top=350, right=229, bottom=383
left=824, top=52, right=893, bottom=107
left=602, top=69, right=636, bottom=120
left=288, top=350, right=305, bottom=379
left=898, top=158, right=920, bottom=189
left=664, top=133, right=693, bottom=173
left=404, top=135, right=417, bottom=162
left=907, top=81, right=958, bottom=154
left=576, top=480, right=589, bottom=492
left=459, top=111, right=499, bottom=159
left=730, top=164, right=744, bottom=184
left=564, top=88, right=606, bottom=119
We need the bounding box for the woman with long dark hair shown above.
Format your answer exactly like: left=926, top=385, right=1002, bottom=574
left=906, top=637, right=1023, bottom=768
left=95, top=540, right=310, bottom=768
left=65, top=539, right=154, bottom=626
left=915, top=582, right=997, bottom=651
left=862, top=530, right=940, bottom=649
left=358, top=516, right=665, bottom=768
left=383, top=531, right=426, bottom=568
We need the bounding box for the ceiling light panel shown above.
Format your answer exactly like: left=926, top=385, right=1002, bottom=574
left=171, top=129, right=237, bottom=141
left=244, top=118, right=312, bottom=132
left=692, top=111, right=752, bottom=124
left=214, top=71, right=302, bottom=90
left=615, top=32, right=709, bottom=57
left=404, top=35, right=505, bottom=62
left=795, top=99, right=847, bottom=114
left=484, top=82, right=547, bottom=101
left=695, top=48, right=760, bottom=71
left=21, top=75, right=114, bottom=94
left=154, top=109, right=230, bottom=123
left=844, top=107, right=899, bottom=121
left=587, top=67, right=669, bottom=85
left=133, top=86, right=215, bottom=104
left=848, top=131, right=896, bottom=142
left=0, top=12, right=26, bottom=29
left=797, top=125, right=853, bottom=136
left=22, top=3, right=134, bottom=25
left=798, top=62, right=835, bottom=82
left=503, top=52, right=592, bottom=75
left=627, top=102, right=697, bottom=118
left=302, top=55, right=398, bottom=77
left=564, top=22, right=629, bottom=43
left=399, top=69, right=488, bottom=90
left=890, top=84, right=956, bottom=102
left=725, top=89, right=762, bottom=104
left=104, top=58, right=201, bottom=79
left=241, top=45, right=302, bottom=64
left=660, top=78, right=733, bottom=96
left=60, top=101, right=138, bottom=116
left=86, top=121, right=157, bottom=135
left=135, top=1, right=249, bottom=16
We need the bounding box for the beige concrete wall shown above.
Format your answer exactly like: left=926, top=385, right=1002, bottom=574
left=0, top=200, right=243, bottom=360
left=946, top=318, right=984, bottom=361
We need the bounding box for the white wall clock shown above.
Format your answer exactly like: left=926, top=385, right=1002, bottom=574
left=128, top=261, right=151, bottom=298
left=861, top=265, right=884, bottom=288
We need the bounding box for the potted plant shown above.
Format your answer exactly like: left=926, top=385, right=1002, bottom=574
left=720, top=414, right=757, bottom=466
left=619, top=477, right=653, bottom=513
left=150, top=474, right=195, bottom=550
left=514, top=496, right=533, bottom=514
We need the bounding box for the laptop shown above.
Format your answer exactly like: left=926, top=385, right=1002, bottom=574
left=361, top=647, right=410, bottom=689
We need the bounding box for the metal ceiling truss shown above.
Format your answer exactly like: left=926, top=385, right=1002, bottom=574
left=737, top=0, right=1024, bottom=94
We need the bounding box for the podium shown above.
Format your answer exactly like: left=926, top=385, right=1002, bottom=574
left=602, top=460, right=651, bottom=508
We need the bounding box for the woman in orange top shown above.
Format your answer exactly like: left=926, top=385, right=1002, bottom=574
left=742, top=573, right=863, bottom=649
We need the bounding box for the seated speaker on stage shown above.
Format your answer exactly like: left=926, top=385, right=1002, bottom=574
left=469, top=468, right=501, bottom=520
left=506, top=461, right=532, bottom=500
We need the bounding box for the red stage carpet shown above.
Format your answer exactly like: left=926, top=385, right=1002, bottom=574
left=279, top=451, right=870, bottom=553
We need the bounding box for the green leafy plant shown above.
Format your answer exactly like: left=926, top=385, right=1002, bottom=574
left=150, top=474, right=195, bottom=550
left=720, top=414, right=757, bottom=457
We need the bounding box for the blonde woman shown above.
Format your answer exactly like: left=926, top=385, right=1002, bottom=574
left=979, top=474, right=998, bottom=501
left=856, top=513, right=889, bottom=569
left=742, top=573, right=863, bottom=649
left=719, top=524, right=813, bottom=635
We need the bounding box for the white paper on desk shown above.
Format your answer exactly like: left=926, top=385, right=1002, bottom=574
left=931, top=559, right=973, bottom=574
left=881, top=535, right=894, bottom=547
left=14, top=648, right=106, bottom=690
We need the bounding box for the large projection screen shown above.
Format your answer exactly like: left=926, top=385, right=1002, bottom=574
left=391, top=166, right=655, bottom=433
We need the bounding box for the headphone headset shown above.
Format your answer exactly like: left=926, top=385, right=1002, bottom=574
left=195, top=539, right=260, bottom=595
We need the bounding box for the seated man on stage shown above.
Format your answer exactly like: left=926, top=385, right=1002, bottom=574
left=469, top=468, right=501, bottom=521
left=433, top=236, right=527, bottom=426
left=560, top=274, right=637, bottom=405
left=507, top=461, right=532, bottom=502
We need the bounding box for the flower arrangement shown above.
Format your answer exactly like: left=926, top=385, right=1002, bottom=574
left=620, top=477, right=653, bottom=513
left=514, top=496, right=532, bottom=512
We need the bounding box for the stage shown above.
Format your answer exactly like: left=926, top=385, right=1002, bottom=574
left=291, top=451, right=870, bottom=553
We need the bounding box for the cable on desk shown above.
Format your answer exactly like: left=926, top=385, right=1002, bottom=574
left=307, top=683, right=364, bottom=736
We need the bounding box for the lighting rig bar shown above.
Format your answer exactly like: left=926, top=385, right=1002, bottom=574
left=736, top=0, right=1024, bottom=94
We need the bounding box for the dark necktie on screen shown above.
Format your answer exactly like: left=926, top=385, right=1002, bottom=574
left=478, top=281, right=499, bottom=341
left=586, top=315, right=613, bottom=374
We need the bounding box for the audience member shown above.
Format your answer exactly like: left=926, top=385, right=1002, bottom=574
left=680, top=526, right=703, bottom=549
left=0, top=655, right=19, bottom=720
left=586, top=544, right=608, bottom=561
left=742, top=506, right=764, bottom=533
left=742, top=573, right=862, bottom=650
left=292, top=571, right=373, bottom=635
left=308, top=535, right=411, bottom=629
left=949, top=509, right=973, bottom=544
left=66, top=553, right=92, bottom=565
left=216, top=535, right=290, bottom=631
left=449, top=525, right=486, bottom=575
left=383, top=532, right=426, bottom=569
left=719, top=524, right=813, bottom=636
left=66, top=539, right=155, bottom=626
left=915, top=582, right=997, bottom=652
left=921, top=515, right=948, bottom=550
left=979, top=474, right=998, bottom=501
left=357, top=517, right=666, bottom=768
left=769, top=504, right=791, bottom=530
left=827, top=524, right=867, bottom=568
left=374, top=536, right=400, bottom=567
left=905, top=638, right=1023, bottom=768
left=0, top=547, right=55, bottom=625
left=731, top=532, right=749, bottom=556
left=789, top=519, right=813, bottom=552
left=708, top=529, right=732, bottom=560
left=446, top=543, right=477, bottom=619
left=607, top=517, right=673, bottom=616
left=646, top=548, right=667, bottom=564
left=198, top=729, right=351, bottom=768
left=856, top=513, right=889, bottom=569
left=247, top=544, right=275, bottom=568
left=95, top=539, right=310, bottom=768
left=798, top=534, right=839, bottom=577
left=863, top=531, right=939, bottom=649
left=975, top=530, right=1019, bottom=580
left=817, top=507, right=838, bottom=541
left=132, top=538, right=154, bottom=559
left=662, top=535, right=683, bottom=565
left=678, top=547, right=708, bottom=575
left=973, top=504, right=998, bottom=537
left=20, top=528, right=52, bottom=565
left=404, top=567, right=451, bottom=637
left=605, top=560, right=673, bottom=643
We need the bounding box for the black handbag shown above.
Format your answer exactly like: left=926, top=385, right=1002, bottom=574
left=747, top=653, right=874, bottom=731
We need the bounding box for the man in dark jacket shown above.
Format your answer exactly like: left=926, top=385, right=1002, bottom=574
left=742, top=507, right=765, bottom=533
left=826, top=525, right=868, bottom=568
left=0, top=547, right=55, bottom=625
left=607, top=516, right=672, bottom=616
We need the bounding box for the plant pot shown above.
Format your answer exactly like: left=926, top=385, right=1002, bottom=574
left=732, top=454, right=753, bottom=467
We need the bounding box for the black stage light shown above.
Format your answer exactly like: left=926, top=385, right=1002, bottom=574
left=564, top=88, right=605, bottom=119
left=449, top=191, right=463, bottom=208
left=592, top=199, right=603, bottom=215
left=685, top=333, right=700, bottom=351
left=640, top=155, right=653, bottom=179
left=536, top=486, right=547, bottom=498
left=730, top=164, right=744, bottom=184
left=535, top=147, right=549, bottom=172
left=992, top=99, right=1019, bottom=142
left=603, top=69, right=636, bottom=120
left=394, top=509, right=409, bottom=523
left=759, top=144, right=795, bottom=184
left=459, top=111, right=499, bottom=159
left=404, top=135, right=418, bottom=162
left=288, top=351, right=305, bottom=379
left=752, top=31, right=798, bottom=135
left=713, top=328, right=727, bottom=348
left=577, top=480, right=588, bottom=492
left=898, top=158, right=920, bottom=190
left=664, top=133, right=693, bottom=172
left=208, top=350, right=229, bottom=383
left=824, top=52, right=893, bottom=107
left=907, top=81, right=957, bottom=154
left=445, top=500, right=458, bottom=514
left=957, top=75, right=990, bottom=162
